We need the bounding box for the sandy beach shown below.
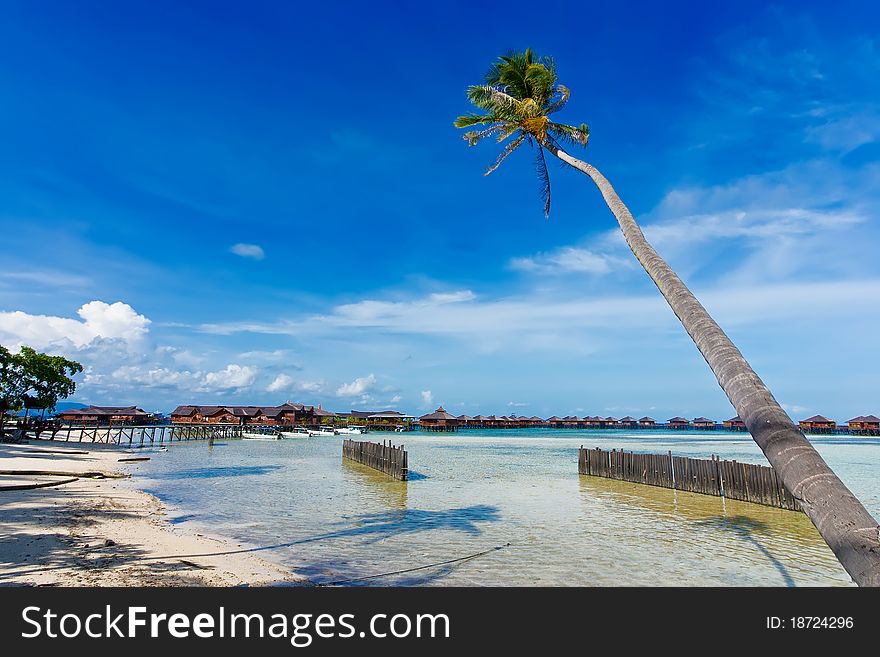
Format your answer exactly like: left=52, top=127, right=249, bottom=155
left=0, top=440, right=306, bottom=587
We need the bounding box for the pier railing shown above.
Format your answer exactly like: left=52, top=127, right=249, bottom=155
left=578, top=447, right=801, bottom=511
left=342, top=439, right=408, bottom=481
left=32, top=424, right=243, bottom=446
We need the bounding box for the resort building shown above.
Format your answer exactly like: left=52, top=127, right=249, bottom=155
left=723, top=416, right=747, bottom=431
left=170, top=402, right=324, bottom=426
left=798, top=415, right=837, bottom=433
left=638, top=416, right=656, bottom=428
left=618, top=416, right=638, bottom=428
left=667, top=417, right=690, bottom=429
left=343, top=410, right=414, bottom=431
left=692, top=417, right=716, bottom=430
left=847, top=415, right=880, bottom=434
left=57, top=405, right=155, bottom=426
left=418, top=406, right=461, bottom=431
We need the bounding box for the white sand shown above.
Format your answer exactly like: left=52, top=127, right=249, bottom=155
left=0, top=441, right=307, bottom=586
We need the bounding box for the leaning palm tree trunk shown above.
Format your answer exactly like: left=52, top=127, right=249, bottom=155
left=544, top=141, right=880, bottom=587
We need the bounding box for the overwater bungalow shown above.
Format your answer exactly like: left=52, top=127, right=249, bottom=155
left=457, top=414, right=475, bottom=428
left=419, top=406, right=461, bottom=432
left=723, top=416, right=746, bottom=431
left=618, top=416, right=637, bottom=428
left=546, top=415, right=562, bottom=428
left=638, top=416, right=656, bottom=428
left=847, top=415, right=880, bottom=434
left=667, top=417, right=690, bottom=429
left=57, top=405, right=155, bottom=426
left=692, top=417, right=716, bottom=430
left=601, top=416, right=617, bottom=428
left=798, top=414, right=837, bottom=433
left=170, top=402, right=319, bottom=426
left=529, top=416, right=545, bottom=427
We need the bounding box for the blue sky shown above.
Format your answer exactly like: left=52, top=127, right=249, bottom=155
left=1, top=1, right=879, bottom=421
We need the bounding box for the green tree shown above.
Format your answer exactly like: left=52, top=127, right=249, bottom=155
left=455, top=49, right=880, bottom=587
left=0, top=345, right=83, bottom=434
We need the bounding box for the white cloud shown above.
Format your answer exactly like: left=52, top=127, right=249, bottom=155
left=110, top=365, right=200, bottom=389
left=421, top=390, right=433, bottom=407
left=102, top=362, right=258, bottom=393
left=236, top=349, right=293, bottom=363
left=266, top=373, right=293, bottom=393
left=336, top=373, right=377, bottom=397
left=156, top=346, right=205, bottom=367
left=389, top=394, right=402, bottom=403
left=510, top=247, right=631, bottom=275
left=230, top=243, right=265, bottom=260
left=202, top=364, right=257, bottom=390
left=805, top=109, right=880, bottom=153
left=0, top=301, right=150, bottom=350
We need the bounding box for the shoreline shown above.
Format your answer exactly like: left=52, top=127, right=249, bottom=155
left=0, top=440, right=308, bottom=587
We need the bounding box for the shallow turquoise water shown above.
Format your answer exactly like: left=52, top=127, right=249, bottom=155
left=125, top=430, right=880, bottom=586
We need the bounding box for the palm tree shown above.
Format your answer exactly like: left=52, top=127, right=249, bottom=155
left=455, top=49, right=880, bottom=587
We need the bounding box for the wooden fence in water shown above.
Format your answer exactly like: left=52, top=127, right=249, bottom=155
left=342, top=439, right=408, bottom=481
left=578, top=447, right=801, bottom=511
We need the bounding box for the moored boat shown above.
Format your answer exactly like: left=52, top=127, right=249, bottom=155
left=243, top=431, right=280, bottom=440
left=280, top=427, right=311, bottom=438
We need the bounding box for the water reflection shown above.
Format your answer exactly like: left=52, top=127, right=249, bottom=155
left=576, top=474, right=845, bottom=586
left=340, top=459, right=408, bottom=509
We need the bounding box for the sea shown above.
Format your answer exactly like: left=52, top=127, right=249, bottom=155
left=125, top=429, right=880, bottom=586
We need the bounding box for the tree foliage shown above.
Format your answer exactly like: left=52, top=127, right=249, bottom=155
left=0, top=345, right=83, bottom=421
left=454, top=48, right=590, bottom=217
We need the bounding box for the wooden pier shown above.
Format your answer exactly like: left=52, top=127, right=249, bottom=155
left=578, top=447, right=801, bottom=511
left=342, top=439, right=408, bottom=481
left=30, top=423, right=243, bottom=447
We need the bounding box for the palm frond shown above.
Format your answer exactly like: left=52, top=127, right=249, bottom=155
left=467, top=85, right=522, bottom=115
left=485, top=132, right=526, bottom=175
left=454, top=113, right=494, bottom=129
left=544, top=85, right=570, bottom=115
left=535, top=144, right=551, bottom=217
left=548, top=121, right=590, bottom=147
left=495, top=123, right=520, bottom=143
left=463, top=124, right=505, bottom=146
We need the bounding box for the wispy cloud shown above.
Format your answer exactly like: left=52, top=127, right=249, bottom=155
left=510, top=247, right=632, bottom=275
left=230, top=243, right=265, bottom=260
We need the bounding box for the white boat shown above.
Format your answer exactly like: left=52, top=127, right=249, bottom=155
left=336, top=426, right=365, bottom=435
left=315, top=427, right=338, bottom=436
left=243, top=431, right=280, bottom=440
left=280, top=428, right=311, bottom=438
